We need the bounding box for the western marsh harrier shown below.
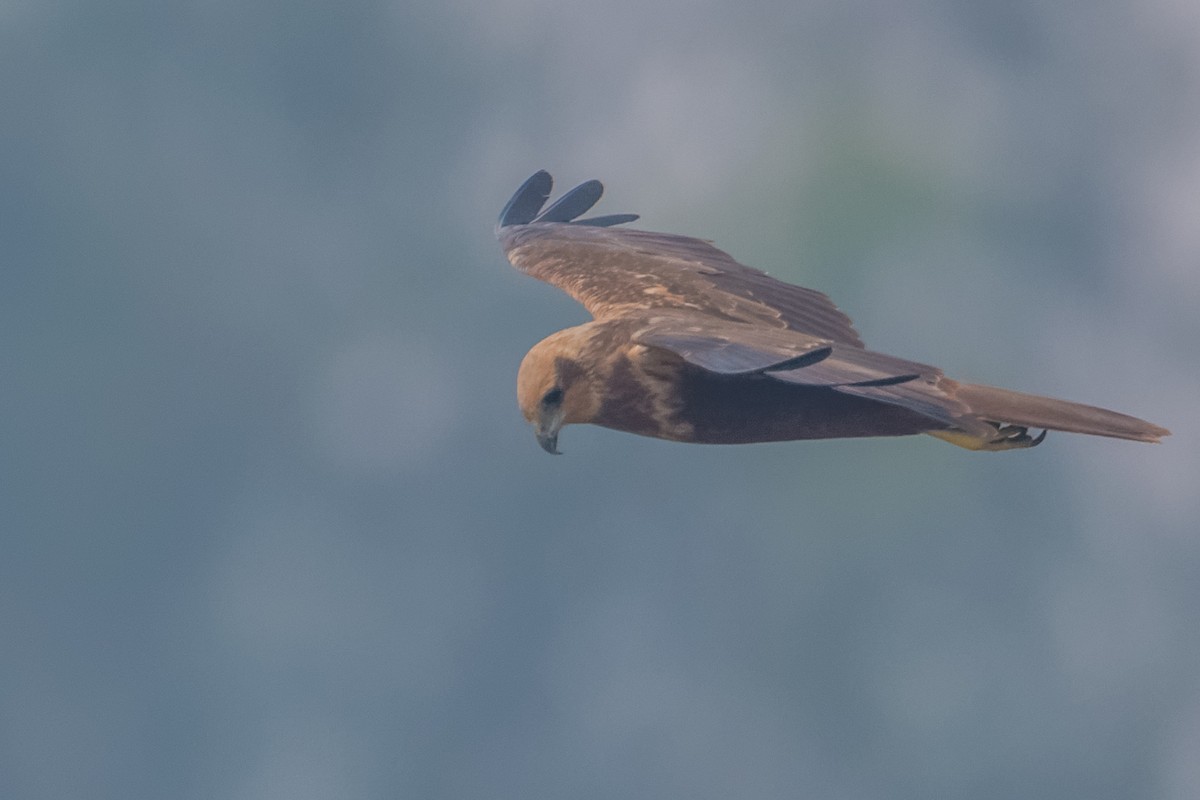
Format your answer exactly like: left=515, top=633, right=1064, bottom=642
left=497, top=171, right=1168, bottom=454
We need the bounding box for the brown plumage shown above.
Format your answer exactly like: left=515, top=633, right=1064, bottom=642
left=497, top=171, right=1169, bottom=454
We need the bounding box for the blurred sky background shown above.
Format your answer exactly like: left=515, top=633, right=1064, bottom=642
left=3, top=1, right=1200, bottom=798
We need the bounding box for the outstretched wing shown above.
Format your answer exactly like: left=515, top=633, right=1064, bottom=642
left=497, top=171, right=865, bottom=346
left=628, top=313, right=995, bottom=436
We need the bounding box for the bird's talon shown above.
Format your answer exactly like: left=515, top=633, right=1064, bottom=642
left=984, top=425, right=1047, bottom=450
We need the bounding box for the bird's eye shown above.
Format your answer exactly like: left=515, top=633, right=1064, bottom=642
left=541, top=387, right=564, bottom=406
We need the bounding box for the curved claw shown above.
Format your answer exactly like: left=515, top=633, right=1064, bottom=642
left=928, top=424, right=1048, bottom=451
left=993, top=424, right=1048, bottom=449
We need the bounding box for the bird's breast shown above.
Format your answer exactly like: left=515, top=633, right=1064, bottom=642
left=593, top=348, right=695, bottom=441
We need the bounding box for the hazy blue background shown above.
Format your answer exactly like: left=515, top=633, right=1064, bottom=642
left=3, top=1, right=1199, bottom=798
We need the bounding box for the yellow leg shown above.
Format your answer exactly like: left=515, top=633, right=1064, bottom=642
left=928, top=425, right=1047, bottom=452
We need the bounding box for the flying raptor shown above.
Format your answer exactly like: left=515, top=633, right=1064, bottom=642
left=496, top=170, right=1169, bottom=454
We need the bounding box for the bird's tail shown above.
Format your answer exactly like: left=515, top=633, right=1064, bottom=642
left=953, top=381, right=1169, bottom=443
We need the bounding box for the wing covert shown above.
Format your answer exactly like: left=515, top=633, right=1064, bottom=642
left=497, top=172, right=864, bottom=345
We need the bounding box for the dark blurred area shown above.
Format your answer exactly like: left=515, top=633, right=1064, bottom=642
left=2, top=2, right=1198, bottom=798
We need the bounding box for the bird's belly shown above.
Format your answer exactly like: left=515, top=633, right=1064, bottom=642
left=676, top=373, right=938, bottom=444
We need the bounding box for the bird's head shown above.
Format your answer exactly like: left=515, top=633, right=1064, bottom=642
left=516, top=327, right=603, bottom=454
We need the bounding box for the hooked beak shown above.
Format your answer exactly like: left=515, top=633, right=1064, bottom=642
left=535, top=429, right=560, bottom=455
left=534, top=407, right=564, bottom=455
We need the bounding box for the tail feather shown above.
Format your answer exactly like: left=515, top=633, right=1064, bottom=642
left=953, top=381, right=1170, bottom=443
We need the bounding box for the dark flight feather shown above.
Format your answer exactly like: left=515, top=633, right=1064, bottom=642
left=534, top=179, right=604, bottom=222
left=634, top=328, right=833, bottom=375
left=497, top=170, right=552, bottom=228
left=572, top=214, right=641, bottom=227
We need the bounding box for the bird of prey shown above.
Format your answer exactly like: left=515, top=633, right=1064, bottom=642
left=496, top=170, right=1169, bottom=454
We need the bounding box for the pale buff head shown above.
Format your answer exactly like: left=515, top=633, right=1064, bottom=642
left=516, top=325, right=604, bottom=453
